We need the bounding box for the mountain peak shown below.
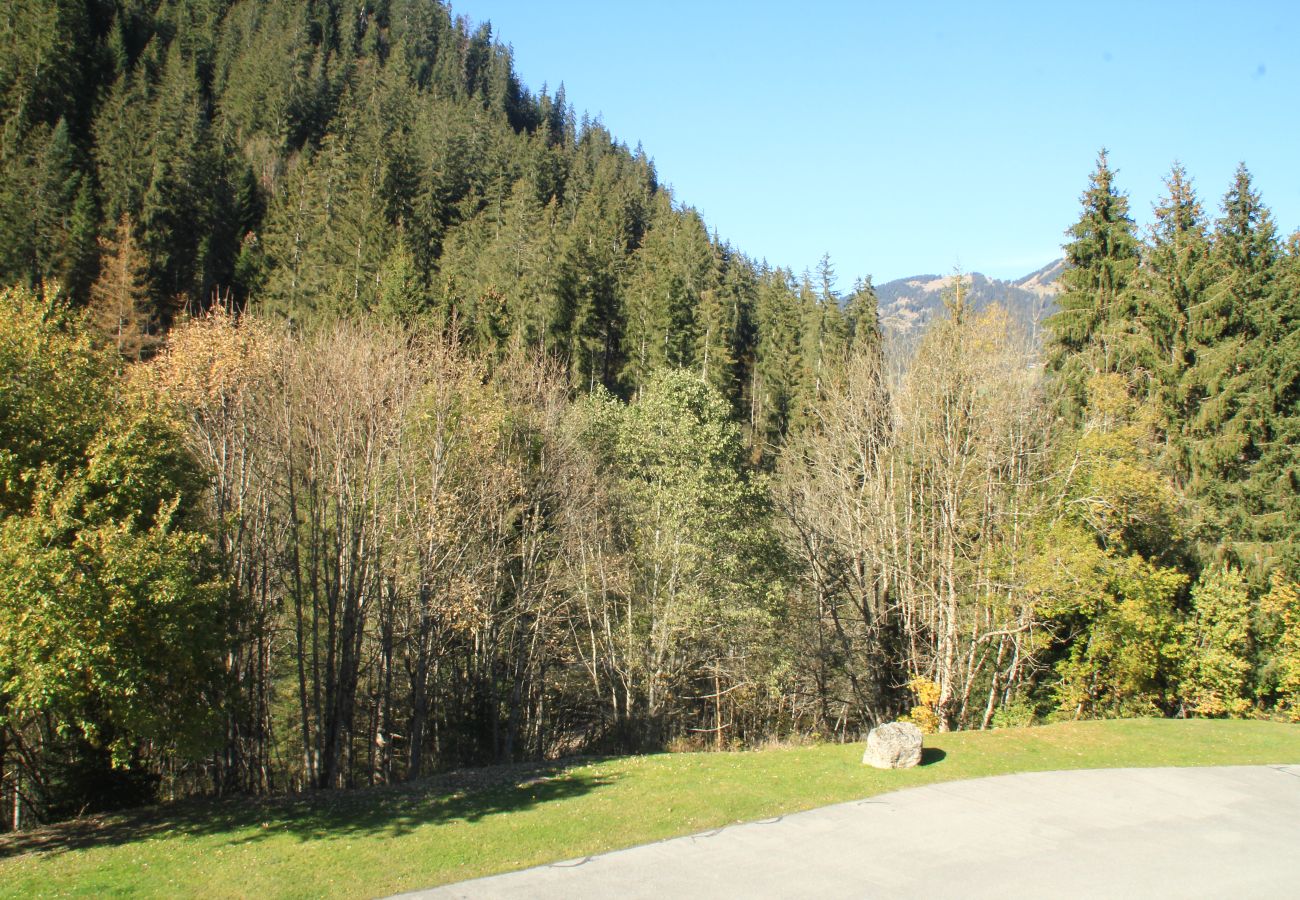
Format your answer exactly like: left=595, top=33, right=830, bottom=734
left=875, top=262, right=1064, bottom=337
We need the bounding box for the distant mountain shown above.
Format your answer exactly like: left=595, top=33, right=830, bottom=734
left=875, top=260, right=1065, bottom=340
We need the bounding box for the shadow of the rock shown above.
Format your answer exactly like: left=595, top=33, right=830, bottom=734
left=919, top=748, right=947, bottom=766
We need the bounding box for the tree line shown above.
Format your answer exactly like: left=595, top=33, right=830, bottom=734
left=2, top=0, right=1298, bottom=830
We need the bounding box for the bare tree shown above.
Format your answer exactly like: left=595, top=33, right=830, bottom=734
left=780, top=283, right=1055, bottom=733
left=150, top=306, right=286, bottom=793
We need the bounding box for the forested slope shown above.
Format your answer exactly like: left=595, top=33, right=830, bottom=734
left=0, top=0, right=870, bottom=449
left=2, top=0, right=1298, bottom=834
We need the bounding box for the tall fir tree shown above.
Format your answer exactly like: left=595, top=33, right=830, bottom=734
left=693, top=237, right=741, bottom=402
left=843, top=276, right=882, bottom=356
left=1140, top=164, right=1212, bottom=467
left=751, top=267, right=808, bottom=457
left=801, top=255, right=848, bottom=400
left=1045, top=150, right=1141, bottom=422
left=87, top=213, right=153, bottom=360
left=1183, top=165, right=1280, bottom=552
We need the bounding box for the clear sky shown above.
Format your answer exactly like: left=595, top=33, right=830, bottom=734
left=448, top=0, right=1298, bottom=288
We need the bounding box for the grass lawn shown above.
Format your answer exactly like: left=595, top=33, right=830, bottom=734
left=1, top=718, right=1297, bottom=898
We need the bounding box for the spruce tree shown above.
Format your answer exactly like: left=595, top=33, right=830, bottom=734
left=621, top=194, right=686, bottom=389
left=1141, top=164, right=1211, bottom=462
left=1241, top=232, right=1300, bottom=574
left=1184, top=165, right=1280, bottom=548
left=1045, top=150, right=1141, bottom=422
left=752, top=267, right=808, bottom=455
left=802, top=255, right=848, bottom=399
left=693, top=237, right=739, bottom=400
left=87, top=213, right=154, bottom=360
left=844, top=276, right=883, bottom=356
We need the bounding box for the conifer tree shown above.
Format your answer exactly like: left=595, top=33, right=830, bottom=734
left=844, top=276, right=883, bottom=355
left=1140, top=164, right=1211, bottom=463
left=693, top=238, right=741, bottom=401
left=554, top=151, right=650, bottom=392
left=620, top=194, right=681, bottom=389
left=1045, top=150, right=1141, bottom=422
left=802, top=255, right=848, bottom=399
left=93, top=68, right=154, bottom=227
left=620, top=197, right=714, bottom=392
left=87, top=213, right=154, bottom=360
left=1240, top=232, right=1300, bottom=573
left=0, top=117, right=98, bottom=295
left=1183, top=165, right=1280, bottom=547
left=374, top=231, right=427, bottom=325
left=752, top=268, right=807, bottom=455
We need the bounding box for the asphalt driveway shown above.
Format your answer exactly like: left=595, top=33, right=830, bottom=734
left=397, top=764, right=1300, bottom=899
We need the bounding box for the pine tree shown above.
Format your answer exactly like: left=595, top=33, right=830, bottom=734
left=87, top=214, right=154, bottom=361
left=751, top=267, right=808, bottom=455
left=620, top=196, right=678, bottom=390
left=554, top=151, right=650, bottom=392
left=693, top=238, right=740, bottom=401
left=1241, top=233, right=1300, bottom=573
left=1140, top=164, right=1211, bottom=465
left=374, top=231, right=427, bottom=325
left=844, top=276, right=883, bottom=356
left=93, top=69, right=154, bottom=227
left=620, top=196, right=714, bottom=392
left=1184, top=165, right=1280, bottom=548
left=0, top=117, right=96, bottom=294
left=1045, top=150, right=1141, bottom=422
left=0, top=0, right=90, bottom=133
left=803, top=254, right=848, bottom=399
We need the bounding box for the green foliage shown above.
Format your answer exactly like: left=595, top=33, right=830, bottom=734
left=620, top=195, right=715, bottom=389
left=752, top=268, right=810, bottom=452
left=1047, top=375, right=1190, bottom=717
left=0, top=0, right=805, bottom=415
left=1044, top=154, right=1299, bottom=725
left=1046, top=149, right=1141, bottom=422
left=0, top=286, right=225, bottom=809
left=1052, top=554, right=1187, bottom=718
left=1072, top=375, right=1185, bottom=559
left=1247, top=240, right=1300, bottom=574
left=1138, top=164, right=1210, bottom=452
left=1259, top=575, right=1300, bottom=718
left=3, top=0, right=1296, bottom=830
left=1182, top=166, right=1282, bottom=560
left=990, top=698, right=1037, bottom=729
left=1179, top=564, right=1253, bottom=717
left=574, top=370, right=784, bottom=741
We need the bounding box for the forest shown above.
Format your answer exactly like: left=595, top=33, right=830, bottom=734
left=1, top=0, right=1298, bottom=830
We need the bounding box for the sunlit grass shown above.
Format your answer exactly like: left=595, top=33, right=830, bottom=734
left=2, top=718, right=1296, bottom=899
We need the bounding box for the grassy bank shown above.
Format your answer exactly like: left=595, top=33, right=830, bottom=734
left=2, top=718, right=1297, bottom=899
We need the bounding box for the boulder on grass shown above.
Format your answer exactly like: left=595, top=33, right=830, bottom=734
left=862, top=721, right=923, bottom=769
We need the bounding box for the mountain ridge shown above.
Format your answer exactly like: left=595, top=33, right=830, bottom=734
left=875, top=259, right=1065, bottom=338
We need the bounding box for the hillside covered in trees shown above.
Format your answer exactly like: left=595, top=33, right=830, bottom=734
left=1, top=0, right=870, bottom=448
left=1, top=0, right=1298, bottom=831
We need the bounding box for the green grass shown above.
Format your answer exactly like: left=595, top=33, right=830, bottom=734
left=2, top=718, right=1297, bottom=899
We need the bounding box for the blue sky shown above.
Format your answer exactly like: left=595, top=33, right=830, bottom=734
left=449, top=1, right=1298, bottom=288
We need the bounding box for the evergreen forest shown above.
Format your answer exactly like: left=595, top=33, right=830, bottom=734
left=1, top=0, right=1298, bottom=830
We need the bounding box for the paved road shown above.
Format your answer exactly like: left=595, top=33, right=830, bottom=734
left=397, top=765, right=1300, bottom=899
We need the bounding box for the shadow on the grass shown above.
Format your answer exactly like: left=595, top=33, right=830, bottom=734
left=919, top=748, right=947, bottom=766
left=0, top=758, right=614, bottom=859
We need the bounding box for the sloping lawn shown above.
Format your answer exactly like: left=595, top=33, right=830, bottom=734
left=2, top=718, right=1297, bottom=899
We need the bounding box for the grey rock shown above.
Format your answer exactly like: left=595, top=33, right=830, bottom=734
left=862, top=721, right=923, bottom=769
